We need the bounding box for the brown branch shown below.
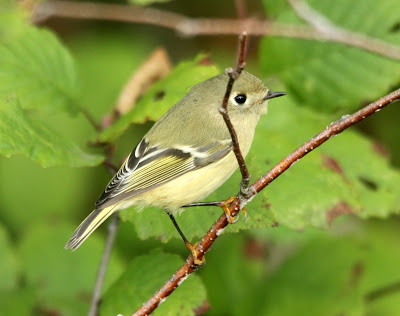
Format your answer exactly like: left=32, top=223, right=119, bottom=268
left=31, top=1, right=400, bottom=61
left=131, top=82, right=400, bottom=316
left=365, top=280, right=400, bottom=302
left=219, top=33, right=252, bottom=196
left=234, top=0, right=247, bottom=20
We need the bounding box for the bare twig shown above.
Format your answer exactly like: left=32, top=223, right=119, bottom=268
left=131, top=77, right=400, bottom=316
left=365, top=280, right=400, bottom=302
left=115, top=48, right=172, bottom=116
left=234, top=0, right=247, bottom=20
left=80, top=107, right=102, bottom=132
left=288, top=0, right=336, bottom=33
left=218, top=33, right=252, bottom=197
left=89, top=213, right=119, bottom=316
left=32, top=1, right=400, bottom=61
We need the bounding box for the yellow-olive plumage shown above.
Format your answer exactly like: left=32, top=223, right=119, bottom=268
left=65, top=71, right=285, bottom=250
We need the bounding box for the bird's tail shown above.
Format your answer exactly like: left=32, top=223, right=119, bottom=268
left=65, top=205, right=116, bottom=250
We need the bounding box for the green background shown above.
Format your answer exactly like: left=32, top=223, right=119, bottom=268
left=1, top=0, right=400, bottom=315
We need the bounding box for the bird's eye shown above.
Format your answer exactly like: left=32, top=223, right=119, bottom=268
left=234, top=94, right=247, bottom=105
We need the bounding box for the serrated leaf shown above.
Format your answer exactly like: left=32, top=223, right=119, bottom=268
left=0, top=97, right=104, bottom=167
left=0, top=222, right=19, bottom=292
left=18, top=221, right=125, bottom=315
left=120, top=94, right=400, bottom=241
left=256, top=219, right=400, bottom=316
left=100, top=249, right=207, bottom=316
left=0, top=25, right=80, bottom=114
left=259, top=233, right=365, bottom=316
left=260, top=0, right=400, bottom=112
left=99, top=54, right=220, bottom=142
left=254, top=95, right=400, bottom=230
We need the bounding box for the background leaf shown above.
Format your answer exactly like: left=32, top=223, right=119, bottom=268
left=0, top=97, right=104, bottom=167
left=0, top=222, right=19, bottom=292
left=18, top=221, right=125, bottom=316
left=100, top=249, right=207, bottom=316
left=260, top=0, right=400, bottom=112
left=0, top=25, right=80, bottom=115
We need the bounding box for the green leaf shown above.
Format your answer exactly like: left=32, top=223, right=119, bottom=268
left=260, top=0, right=400, bottom=112
left=0, top=288, right=37, bottom=316
left=0, top=97, right=104, bottom=167
left=259, top=232, right=365, bottom=316
left=255, top=219, right=400, bottom=316
left=99, top=54, right=220, bottom=142
left=253, top=95, right=400, bottom=230
left=120, top=93, right=400, bottom=241
left=0, top=3, right=30, bottom=43
left=100, top=249, right=207, bottom=316
left=0, top=25, right=80, bottom=114
left=18, top=221, right=125, bottom=316
left=0, top=222, right=19, bottom=292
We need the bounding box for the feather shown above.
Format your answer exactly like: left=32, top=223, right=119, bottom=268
left=95, top=139, right=232, bottom=210
left=64, top=204, right=116, bottom=250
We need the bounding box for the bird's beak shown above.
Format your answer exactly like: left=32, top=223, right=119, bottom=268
left=263, top=90, right=287, bottom=101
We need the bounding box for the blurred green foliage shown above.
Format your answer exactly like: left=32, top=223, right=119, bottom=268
left=0, top=0, right=400, bottom=315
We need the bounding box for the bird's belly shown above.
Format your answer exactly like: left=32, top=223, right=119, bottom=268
left=119, top=152, right=238, bottom=213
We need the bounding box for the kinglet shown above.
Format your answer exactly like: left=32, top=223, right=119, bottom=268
left=65, top=71, right=285, bottom=263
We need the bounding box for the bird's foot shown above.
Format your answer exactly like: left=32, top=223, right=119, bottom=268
left=185, top=241, right=205, bottom=265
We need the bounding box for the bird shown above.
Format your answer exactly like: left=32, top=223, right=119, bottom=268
left=65, top=71, right=286, bottom=264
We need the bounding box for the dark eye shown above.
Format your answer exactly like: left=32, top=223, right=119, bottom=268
left=234, top=94, right=247, bottom=105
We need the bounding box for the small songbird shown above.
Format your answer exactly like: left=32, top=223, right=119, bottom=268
left=65, top=71, right=286, bottom=263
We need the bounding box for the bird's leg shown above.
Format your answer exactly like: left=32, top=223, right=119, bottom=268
left=183, top=196, right=247, bottom=224
left=167, top=213, right=205, bottom=265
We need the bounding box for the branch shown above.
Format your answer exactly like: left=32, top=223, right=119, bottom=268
left=365, top=280, right=400, bottom=302
left=219, top=33, right=252, bottom=195
left=131, top=85, right=400, bottom=316
left=31, top=1, right=400, bottom=61
left=88, top=213, right=119, bottom=316
left=288, top=0, right=336, bottom=33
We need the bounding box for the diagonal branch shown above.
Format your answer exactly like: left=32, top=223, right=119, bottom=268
left=31, top=1, right=400, bottom=61
left=131, top=85, right=400, bottom=316
left=219, top=33, right=252, bottom=196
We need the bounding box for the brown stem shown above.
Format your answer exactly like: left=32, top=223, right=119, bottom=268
left=131, top=87, right=400, bottom=316
left=219, top=33, right=251, bottom=195
left=32, top=1, right=400, bottom=61
left=365, top=280, right=400, bottom=302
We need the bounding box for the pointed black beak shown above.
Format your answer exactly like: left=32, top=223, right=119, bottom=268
left=263, top=91, right=287, bottom=101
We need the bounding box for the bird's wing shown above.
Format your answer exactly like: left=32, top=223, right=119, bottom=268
left=95, top=138, right=232, bottom=209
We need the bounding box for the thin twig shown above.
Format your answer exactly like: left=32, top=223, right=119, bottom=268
left=31, top=1, right=400, bottom=61
left=234, top=0, right=247, bottom=20
left=365, top=280, right=400, bottom=302
left=218, top=33, right=252, bottom=198
left=88, top=213, right=120, bottom=316
left=81, top=107, right=102, bottom=132
left=131, top=83, right=400, bottom=316
left=288, top=0, right=336, bottom=33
